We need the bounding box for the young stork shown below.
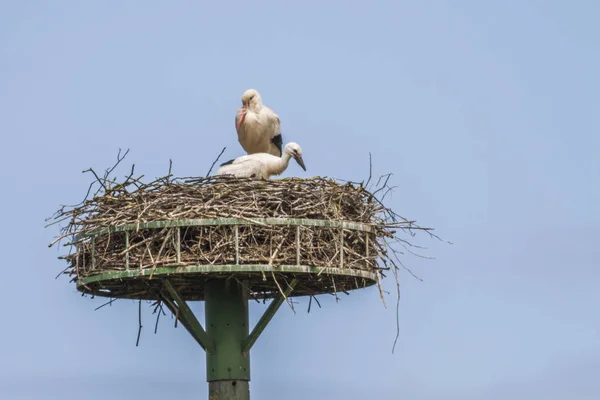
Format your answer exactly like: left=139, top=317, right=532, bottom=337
left=216, top=142, right=306, bottom=180
left=235, top=89, right=283, bottom=157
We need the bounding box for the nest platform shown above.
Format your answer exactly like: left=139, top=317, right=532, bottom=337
left=50, top=175, right=423, bottom=301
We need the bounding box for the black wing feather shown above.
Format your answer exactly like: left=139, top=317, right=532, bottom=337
left=271, top=134, right=283, bottom=156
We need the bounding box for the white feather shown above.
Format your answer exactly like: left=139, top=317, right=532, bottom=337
left=235, top=89, right=282, bottom=157
left=216, top=142, right=306, bottom=180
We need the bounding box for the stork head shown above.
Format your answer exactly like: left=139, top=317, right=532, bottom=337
left=237, top=89, right=263, bottom=131
left=241, top=89, right=262, bottom=109
left=284, top=142, right=306, bottom=171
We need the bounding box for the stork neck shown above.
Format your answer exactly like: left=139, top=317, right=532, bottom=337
left=271, top=152, right=291, bottom=175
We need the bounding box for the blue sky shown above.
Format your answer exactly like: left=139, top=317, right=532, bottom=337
left=1, top=1, right=599, bottom=399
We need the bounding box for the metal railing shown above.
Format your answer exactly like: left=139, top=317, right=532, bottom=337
left=72, top=217, right=376, bottom=282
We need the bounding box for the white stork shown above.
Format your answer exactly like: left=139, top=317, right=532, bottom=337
left=235, top=89, right=283, bottom=157
left=216, top=142, right=306, bottom=180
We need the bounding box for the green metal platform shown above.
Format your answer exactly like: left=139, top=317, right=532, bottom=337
left=68, top=217, right=379, bottom=399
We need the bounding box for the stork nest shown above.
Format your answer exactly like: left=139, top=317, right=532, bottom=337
left=48, top=156, right=434, bottom=302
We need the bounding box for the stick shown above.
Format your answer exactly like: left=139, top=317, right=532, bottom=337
left=205, top=147, right=227, bottom=177
left=365, top=152, right=372, bottom=188
left=136, top=300, right=143, bottom=347
left=94, top=298, right=118, bottom=311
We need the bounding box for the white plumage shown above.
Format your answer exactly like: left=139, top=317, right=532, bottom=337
left=235, top=89, right=283, bottom=157
left=216, top=142, right=306, bottom=180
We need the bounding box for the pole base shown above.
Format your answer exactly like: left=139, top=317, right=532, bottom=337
left=209, top=380, right=250, bottom=400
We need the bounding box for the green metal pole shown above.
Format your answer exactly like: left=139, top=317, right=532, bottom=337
left=205, top=279, right=250, bottom=400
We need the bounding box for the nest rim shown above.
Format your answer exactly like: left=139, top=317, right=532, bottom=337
left=70, top=216, right=375, bottom=244
left=77, top=264, right=378, bottom=301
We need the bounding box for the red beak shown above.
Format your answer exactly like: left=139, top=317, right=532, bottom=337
left=237, top=105, right=248, bottom=130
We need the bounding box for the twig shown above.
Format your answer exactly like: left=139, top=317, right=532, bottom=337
left=82, top=168, right=108, bottom=192
left=391, top=256, right=402, bottom=354
left=94, top=298, right=118, bottom=311
left=307, top=295, right=321, bottom=313
left=271, top=271, right=294, bottom=312
left=153, top=302, right=164, bottom=334
left=136, top=300, right=143, bottom=347
left=167, top=159, right=173, bottom=184
left=205, top=147, right=227, bottom=177
left=104, top=148, right=130, bottom=179
left=54, top=265, right=70, bottom=279
left=365, top=152, right=372, bottom=188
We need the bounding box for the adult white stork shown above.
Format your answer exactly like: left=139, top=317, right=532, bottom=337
left=216, top=142, right=306, bottom=180
left=235, top=89, right=283, bottom=157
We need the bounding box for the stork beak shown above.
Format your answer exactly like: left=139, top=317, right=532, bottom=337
left=294, top=155, right=306, bottom=171
left=237, top=105, right=248, bottom=130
